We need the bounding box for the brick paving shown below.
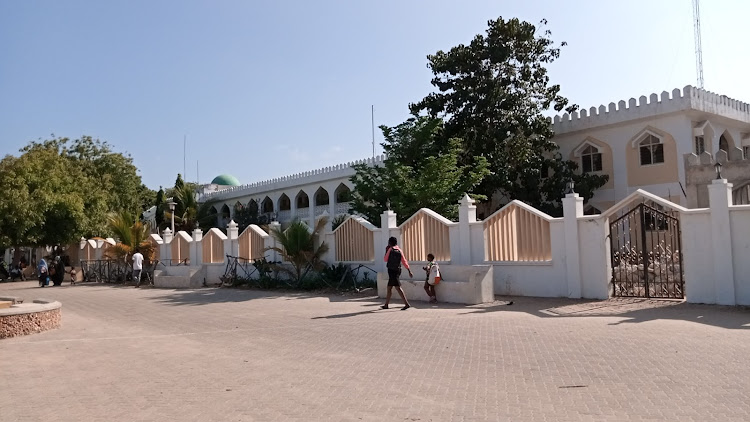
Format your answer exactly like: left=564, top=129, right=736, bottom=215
left=2, top=280, right=750, bottom=421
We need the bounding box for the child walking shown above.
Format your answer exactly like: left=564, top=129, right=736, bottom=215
left=70, top=266, right=77, bottom=285
left=423, top=253, right=440, bottom=303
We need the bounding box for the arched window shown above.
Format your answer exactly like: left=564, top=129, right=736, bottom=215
left=580, top=145, right=602, bottom=173
left=248, top=199, right=258, bottom=212
left=261, top=197, right=274, bottom=213
left=334, top=184, right=352, bottom=203
left=694, top=136, right=705, bottom=155
left=639, top=134, right=664, bottom=165
left=719, top=135, right=729, bottom=152
left=314, top=187, right=329, bottom=206
left=295, top=191, right=309, bottom=208
left=278, top=194, right=291, bottom=211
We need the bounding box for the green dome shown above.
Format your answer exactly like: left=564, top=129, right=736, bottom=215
left=211, top=174, right=241, bottom=186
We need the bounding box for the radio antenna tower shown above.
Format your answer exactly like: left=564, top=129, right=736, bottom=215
left=692, top=0, right=705, bottom=89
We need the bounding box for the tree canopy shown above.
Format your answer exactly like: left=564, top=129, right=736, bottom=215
left=408, top=17, right=608, bottom=216
left=350, top=116, right=489, bottom=225
left=0, top=136, right=153, bottom=247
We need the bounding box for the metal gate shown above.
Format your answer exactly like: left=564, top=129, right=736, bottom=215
left=609, top=203, right=684, bottom=299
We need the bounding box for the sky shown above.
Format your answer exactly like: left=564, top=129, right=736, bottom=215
left=1, top=0, right=748, bottom=191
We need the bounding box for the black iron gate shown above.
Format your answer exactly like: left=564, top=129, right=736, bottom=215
left=609, top=203, right=684, bottom=299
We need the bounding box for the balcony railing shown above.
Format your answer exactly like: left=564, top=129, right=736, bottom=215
left=273, top=202, right=351, bottom=223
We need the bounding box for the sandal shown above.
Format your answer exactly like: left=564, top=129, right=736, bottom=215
left=401, top=305, right=410, bottom=311
left=380, top=305, right=389, bottom=309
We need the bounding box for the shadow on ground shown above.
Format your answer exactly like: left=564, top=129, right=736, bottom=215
left=144, top=286, right=381, bottom=307
left=10, top=278, right=748, bottom=330
left=457, top=296, right=750, bottom=330
left=134, top=286, right=750, bottom=329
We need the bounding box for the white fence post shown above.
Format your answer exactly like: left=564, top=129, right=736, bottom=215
left=266, top=221, right=281, bottom=262
left=225, top=220, right=239, bottom=261
left=378, top=210, right=398, bottom=272
left=708, top=178, right=735, bottom=305
left=455, top=194, right=477, bottom=265
left=562, top=192, right=584, bottom=298
left=191, top=228, right=203, bottom=265
left=161, top=228, right=173, bottom=263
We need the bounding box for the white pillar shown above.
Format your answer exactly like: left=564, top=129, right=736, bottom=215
left=327, top=184, right=337, bottom=224
left=266, top=221, right=282, bottom=262
left=161, top=228, right=173, bottom=263
left=290, top=193, right=297, bottom=224
left=191, top=228, right=203, bottom=265
left=378, top=210, right=398, bottom=272
left=708, top=179, right=735, bottom=305
left=305, top=190, right=316, bottom=231
left=562, top=193, right=584, bottom=298
left=225, top=220, right=239, bottom=259
left=456, top=194, right=477, bottom=265
left=94, top=239, right=105, bottom=260
left=317, top=211, right=334, bottom=263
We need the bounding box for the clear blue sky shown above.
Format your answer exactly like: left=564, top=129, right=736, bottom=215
left=1, top=0, right=748, bottom=190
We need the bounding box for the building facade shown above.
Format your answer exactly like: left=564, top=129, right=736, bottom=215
left=553, top=85, right=750, bottom=212
left=199, top=86, right=750, bottom=223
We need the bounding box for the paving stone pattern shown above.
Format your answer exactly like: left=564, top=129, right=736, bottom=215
left=2, top=281, right=750, bottom=421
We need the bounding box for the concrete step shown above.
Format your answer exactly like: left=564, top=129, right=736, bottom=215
left=153, top=275, right=192, bottom=289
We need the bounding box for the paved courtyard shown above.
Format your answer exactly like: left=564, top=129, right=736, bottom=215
left=3, top=281, right=750, bottom=421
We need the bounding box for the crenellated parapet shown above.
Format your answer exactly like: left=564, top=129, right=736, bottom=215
left=199, top=154, right=387, bottom=202
left=684, top=147, right=747, bottom=168
left=552, top=86, right=750, bottom=134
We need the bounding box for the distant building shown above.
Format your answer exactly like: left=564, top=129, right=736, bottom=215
left=198, top=85, right=750, bottom=224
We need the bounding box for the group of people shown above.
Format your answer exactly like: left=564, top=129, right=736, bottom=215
left=0, top=257, right=27, bottom=281
left=36, top=256, right=70, bottom=287
left=381, top=236, right=441, bottom=310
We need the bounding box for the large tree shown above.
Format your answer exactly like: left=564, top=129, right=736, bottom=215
left=0, top=136, right=150, bottom=247
left=409, top=17, right=608, bottom=216
left=350, top=116, right=489, bottom=225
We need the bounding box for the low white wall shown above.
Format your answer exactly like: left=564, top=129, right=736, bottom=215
left=377, top=265, right=493, bottom=305
left=491, top=262, right=563, bottom=297
left=204, top=264, right=224, bottom=285
left=730, top=207, right=750, bottom=305
left=681, top=210, right=714, bottom=303
left=578, top=217, right=610, bottom=299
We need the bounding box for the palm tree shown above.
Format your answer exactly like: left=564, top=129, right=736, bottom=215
left=266, top=217, right=329, bottom=286
left=104, top=210, right=155, bottom=262
left=164, top=185, right=218, bottom=232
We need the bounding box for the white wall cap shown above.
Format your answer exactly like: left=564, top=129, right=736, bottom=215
left=398, top=208, right=456, bottom=228
left=484, top=200, right=556, bottom=223
left=174, top=231, right=193, bottom=242
left=332, top=216, right=378, bottom=233
left=206, top=227, right=228, bottom=240
left=599, top=189, right=689, bottom=219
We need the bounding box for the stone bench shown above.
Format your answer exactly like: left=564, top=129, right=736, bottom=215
left=377, top=265, right=494, bottom=305
left=0, top=298, right=62, bottom=339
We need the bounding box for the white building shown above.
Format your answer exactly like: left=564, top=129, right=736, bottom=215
left=553, top=85, right=750, bottom=212
left=199, top=85, right=750, bottom=222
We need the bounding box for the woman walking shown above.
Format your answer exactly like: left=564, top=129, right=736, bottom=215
left=381, top=237, right=413, bottom=310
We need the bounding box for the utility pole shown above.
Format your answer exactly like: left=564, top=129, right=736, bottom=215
left=692, top=0, right=705, bottom=89
left=371, top=105, right=375, bottom=160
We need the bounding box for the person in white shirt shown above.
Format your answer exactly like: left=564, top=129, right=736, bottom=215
left=132, top=251, right=144, bottom=288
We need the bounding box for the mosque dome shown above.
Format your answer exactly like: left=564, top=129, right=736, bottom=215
left=211, top=174, right=241, bottom=186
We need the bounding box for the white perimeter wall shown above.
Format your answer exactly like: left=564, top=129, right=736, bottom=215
left=730, top=207, right=750, bottom=304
